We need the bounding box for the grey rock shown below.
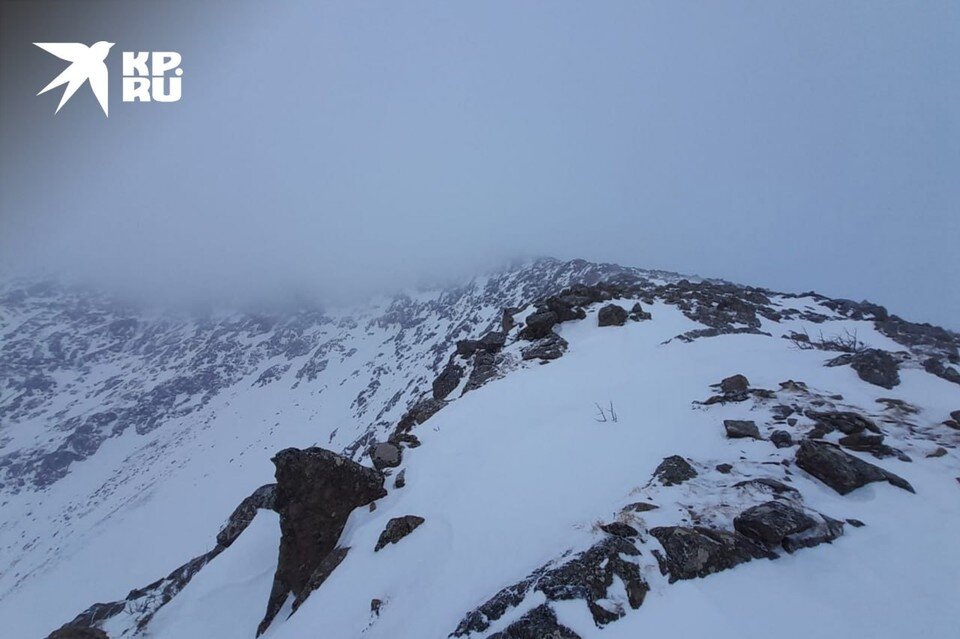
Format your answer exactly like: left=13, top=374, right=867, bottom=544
left=597, top=304, right=628, bottom=327
left=521, top=310, right=559, bottom=340
left=371, top=442, right=402, bottom=470
left=807, top=410, right=881, bottom=435
left=827, top=349, right=901, bottom=389
left=724, top=419, right=761, bottom=440
left=521, top=333, right=568, bottom=361
left=488, top=605, right=581, bottom=639
left=600, top=522, right=639, bottom=538
left=770, top=430, right=794, bottom=449
left=650, top=526, right=775, bottom=582
left=782, top=515, right=845, bottom=553
left=795, top=440, right=915, bottom=495
left=720, top=374, right=750, bottom=394
left=653, top=455, right=698, bottom=486
left=734, top=501, right=816, bottom=546
left=432, top=361, right=464, bottom=400
left=375, top=515, right=425, bottom=551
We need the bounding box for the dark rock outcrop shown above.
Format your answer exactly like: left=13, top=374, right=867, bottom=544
left=370, top=442, right=402, bottom=470
left=521, top=310, right=559, bottom=340
left=488, top=605, right=581, bottom=639
left=521, top=333, right=568, bottom=361
left=653, top=455, right=698, bottom=486
left=770, top=430, right=794, bottom=449
left=807, top=411, right=881, bottom=435
left=374, top=515, right=425, bottom=551
left=720, top=374, right=750, bottom=394
left=47, top=627, right=109, bottom=639
left=629, top=302, right=652, bottom=321
left=597, top=304, right=628, bottom=327
left=826, top=349, right=901, bottom=389
left=650, top=526, right=775, bottom=582
left=781, top=515, right=845, bottom=553
left=217, top=483, right=277, bottom=547
left=733, top=501, right=816, bottom=546
left=795, top=440, right=914, bottom=495
left=452, top=536, right=647, bottom=636
left=259, top=447, right=386, bottom=635
left=432, top=361, right=464, bottom=400
left=600, top=521, right=640, bottom=538
left=724, top=419, right=761, bottom=440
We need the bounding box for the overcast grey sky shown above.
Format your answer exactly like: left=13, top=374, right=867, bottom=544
left=1, top=1, right=957, bottom=324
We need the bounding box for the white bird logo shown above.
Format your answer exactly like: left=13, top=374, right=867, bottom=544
left=35, top=41, right=114, bottom=117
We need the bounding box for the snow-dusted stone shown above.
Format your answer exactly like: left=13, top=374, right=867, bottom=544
left=733, top=477, right=800, bottom=498
left=724, top=419, right=761, bottom=440
left=720, top=374, right=750, bottom=394
left=451, top=536, right=647, bottom=635
left=371, top=442, right=402, bottom=470
left=733, top=501, right=817, bottom=546
left=715, top=463, right=734, bottom=474
left=653, top=455, right=698, bottom=486
left=521, top=333, right=568, bottom=361
left=488, top=604, right=581, bottom=639
left=628, top=302, right=652, bottom=321
left=795, top=440, right=915, bottom=495
left=782, top=515, right=845, bottom=553
left=624, top=501, right=659, bottom=512
left=260, top=447, right=386, bottom=634
left=374, top=515, right=425, bottom=551
left=597, top=304, right=628, bottom=327
left=479, top=331, right=507, bottom=351
left=808, top=410, right=882, bottom=435
left=770, top=430, right=794, bottom=449
left=650, top=526, right=776, bottom=583
left=826, top=348, right=901, bottom=389
left=462, top=351, right=500, bottom=394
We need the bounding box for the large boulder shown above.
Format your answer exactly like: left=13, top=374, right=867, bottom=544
left=724, top=419, right=761, bottom=440
left=720, top=374, right=750, bottom=394
left=597, top=304, right=628, bottom=327
left=47, top=627, right=108, bottom=639
left=371, top=442, right=402, bottom=470
left=375, top=515, right=425, bottom=551
left=795, top=440, right=914, bottom=495
left=650, top=526, right=775, bottom=582
left=733, top=501, right=816, bottom=546
left=653, top=455, right=698, bottom=486
left=259, top=447, right=386, bottom=634
left=521, top=311, right=559, bottom=340
left=770, top=430, right=794, bottom=449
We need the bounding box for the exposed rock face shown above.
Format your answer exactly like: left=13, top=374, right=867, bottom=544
left=827, top=348, right=901, bottom=389
left=452, top=536, right=648, bottom=635
left=370, top=442, right=402, bottom=470
left=521, top=333, right=568, bottom=361
left=770, top=430, right=794, bottom=449
left=432, top=361, right=464, bottom=400
left=521, top=310, right=559, bottom=340
left=488, top=605, right=582, bottom=639
left=462, top=351, right=500, bottom=394
left=47, top=626, right=109, bottom=639
left=795, top=440, right=914, bottom=495
left=374, top=515, right=425, bottom=551
left=781, top=515, right=845, bottom=553
left=724, top=419, right=761, bottom=440
left=720, top=374, right=750, bottom=394
left=650, top=526, right=775, bottom=582
left=259, top=447, right=386, bottom=635
left=733, top=501, right=816, bottom=546
left=597, top=304, right=628, bottom=327
left=838, top=433, right=909, bottom=461
left=653, top=455, right=698, bottom=486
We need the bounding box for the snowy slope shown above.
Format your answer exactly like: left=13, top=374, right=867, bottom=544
left=1, top=259, right=958, bottom=638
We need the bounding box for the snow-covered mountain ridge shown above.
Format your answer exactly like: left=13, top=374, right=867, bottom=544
left=1, top=258, right=958, bottom=639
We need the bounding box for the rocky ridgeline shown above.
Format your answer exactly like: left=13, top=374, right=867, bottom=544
left=12, top=260, right=960, bottom=638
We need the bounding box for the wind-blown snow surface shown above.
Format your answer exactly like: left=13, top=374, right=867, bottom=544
left=1, top=261, right=958, bottom=638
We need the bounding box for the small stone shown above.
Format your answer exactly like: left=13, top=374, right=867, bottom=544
left=371, top=442, right=402, bottom=470
left=926, top=447, right=948, bottom=458
left=624, top=501, right=659, bottom=512
left=715, top=463, right=733, bottom=474
left=770, top=430, right=794, bottom=449
left=371, top=598, right=382, bottom=616
left=846, top=518, right=866, bottom=528
left=393, top=469, right=406, bottom=488
left=653, top=455, right=698, bottom=486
